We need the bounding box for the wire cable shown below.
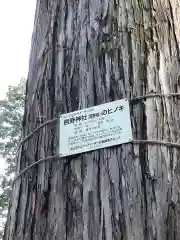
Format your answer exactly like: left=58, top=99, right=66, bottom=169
left=129, top=92, right=180, bottom=102
left=13, top=155, right=59, bottom=184
left=18, top=118, right=58, bottom=150
left=18, top=93, right=180, bottom=149
left=13, top=92, right=180, bottom=183
left=13, top=139, right=180, bottom=183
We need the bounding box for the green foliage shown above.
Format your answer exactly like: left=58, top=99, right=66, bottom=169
left=0, top=78, right=25, bottom=237
left=0, top=79, right=25, bottom=172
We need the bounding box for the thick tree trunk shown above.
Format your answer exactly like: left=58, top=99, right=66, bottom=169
left=4, top=0, right=180, bottom=239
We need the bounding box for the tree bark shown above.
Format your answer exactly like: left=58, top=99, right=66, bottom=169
left=4, top=0, right=180, bottom=239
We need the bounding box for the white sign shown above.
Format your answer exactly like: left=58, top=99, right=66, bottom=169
left=59, top=99, right=132, bottom=157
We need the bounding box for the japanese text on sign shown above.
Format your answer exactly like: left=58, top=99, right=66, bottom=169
left=59, top=99, right=132, bottom=157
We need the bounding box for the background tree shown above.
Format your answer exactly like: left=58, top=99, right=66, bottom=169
left=0, top=79, right=25, bottom=238
left=4, top=1, right=180, bottom=239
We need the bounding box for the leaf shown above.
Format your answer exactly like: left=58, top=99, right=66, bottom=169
left=0, top=78, right=25, bottom=230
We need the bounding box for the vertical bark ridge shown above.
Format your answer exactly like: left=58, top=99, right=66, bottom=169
left=4, top=0, right=180, bottom=239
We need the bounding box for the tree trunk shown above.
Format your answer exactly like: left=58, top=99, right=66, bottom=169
left=4, top=0, right=180, bottom=239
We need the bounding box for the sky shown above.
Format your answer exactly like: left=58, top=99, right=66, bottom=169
left=0, top=1, right=36, bottom=173
left=0, top=0, right=36, bottom=99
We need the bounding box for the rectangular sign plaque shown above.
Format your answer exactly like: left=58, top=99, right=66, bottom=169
left=59, top=99, right=132, bottom=157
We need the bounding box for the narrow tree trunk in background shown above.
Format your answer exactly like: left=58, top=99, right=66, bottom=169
left=4, top=0, right=180, bottom=239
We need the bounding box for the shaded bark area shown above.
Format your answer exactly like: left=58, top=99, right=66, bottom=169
left=4, top=0, right=180, bottom=239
